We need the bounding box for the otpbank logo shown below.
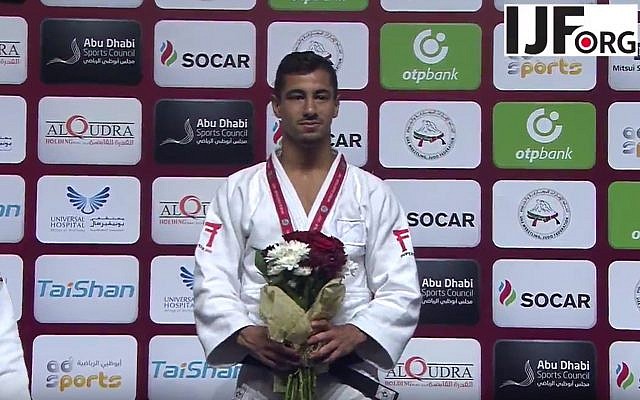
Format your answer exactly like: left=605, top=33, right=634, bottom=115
left=609, top=182, right=640, bottom=250
left=493, top=102, right=595, bottom=169
left=380, top=23, right=481, bottom=90
left=498, top=279, right=517, bottom=306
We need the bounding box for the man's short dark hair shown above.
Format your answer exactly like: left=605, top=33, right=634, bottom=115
left=273, top=51, right=338, bottom=99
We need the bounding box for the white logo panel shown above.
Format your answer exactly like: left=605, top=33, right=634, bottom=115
left=154, top=20, right=256, bottom=88
left=266, top=101, right=368, bottom=167
left=150, top=256, right=195, bottom=324
left=0, top=175, right=24, bottom=243
left=267, top=22, right=369, bottom=89
left=495, top=0, right=595, bottom=11
left=148, top=336, right=240, bottom=400
left=152, top=177, right=225, bottom=245
left=36, top=176, right=140, bottom=244
left=493, top=24, right=596, bottom=91
left=40, top=0, right=142, bottom=7
left=609, top=24, right=640, bottom=91
left=382, top=0, right=481, bottom=11
left=155, top=0, right=255, bottom=9
left=34, top=255, right=139, bottom=323
left=386, top=180, right=481, bottom=247
left=610, top=341, right=640, bottom=399
left=608, top=102, right=640, bottom=170
left=38, top=97, right=142, bottom=165
left=0, top=17, right=27, bottom=84
left=493, top=259, right=596, bottom=329
left=492, top=180, right=596, bottom=248
left=0, top=254, right=23, bottom=320
left=609, top=261, right=640, bottom=330
left=32, top=335, right=137, bottom=400
left=378, top=338, right=481, bottom=400
left=379, top=101, right=481, bottom=169
left=0, top=96, right=26, bottom=163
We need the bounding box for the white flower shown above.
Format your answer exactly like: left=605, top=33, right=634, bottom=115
left=264, top=240, right=310, bottom=275
left=343, top=260, right=359, bottom=277
left=293, top=266, right=312, bottom=276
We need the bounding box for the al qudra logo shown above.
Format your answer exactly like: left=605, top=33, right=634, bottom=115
left=505, top=4, right=639, bottom=56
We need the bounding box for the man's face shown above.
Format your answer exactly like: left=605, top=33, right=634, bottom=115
left=272, top=68, right=339, bottom=147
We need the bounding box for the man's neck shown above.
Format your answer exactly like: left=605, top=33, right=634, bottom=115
left=278, top=139, right=335, bottom=173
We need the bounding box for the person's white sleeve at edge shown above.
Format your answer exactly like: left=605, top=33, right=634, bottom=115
left=0, top=279, right=31, bottom=400
left=348, top=181, right=422, bottom=370
left=194, top=181, right=253, bottom=367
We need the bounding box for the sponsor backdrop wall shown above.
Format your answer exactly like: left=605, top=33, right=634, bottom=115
left=0, top=0, right=638, bottom=399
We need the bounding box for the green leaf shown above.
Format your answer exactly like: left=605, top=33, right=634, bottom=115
left=254, top=249, right=268, bottom=276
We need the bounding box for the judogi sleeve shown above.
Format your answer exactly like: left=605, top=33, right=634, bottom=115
left=348, top=182, right=421, bottom=370
left=194, top=181, right=253, bottom=366
left=0, top=278, right=31, bottom=400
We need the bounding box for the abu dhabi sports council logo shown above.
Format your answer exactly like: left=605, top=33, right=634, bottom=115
left=180, top=266, right=194, bottom=290
left=41, top=19, right=141, bottom=84
left=498, top=280, right=517, bottom=306
left=66, top=186, right=109, bottom=214
left=46, top=38, right=81, bottom=65
left=155, top=100, right=253, bottom=165
left=518, top=188, right=570, bottom=240
left=159, top=40, right=177, bottom=66
left=293, top=30, right=344, bottom=71
left=526, top=108, right=563, bottom=144
left=160, top=119, right=194, bottom=146
left=414, top=29, right=448, bottom=65
left=500, top=360, right=535, bottom=388
left=404, top=109, right=455, bottom=160
left=616, top=362, right=636, bottom=390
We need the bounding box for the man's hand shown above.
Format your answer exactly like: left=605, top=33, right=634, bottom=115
left=236, top=326, right=300, bottom=371
left=307, top=320, right=367, bottom=365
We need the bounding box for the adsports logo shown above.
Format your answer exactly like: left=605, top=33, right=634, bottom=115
left=505, top=4, right=639, bottom=56
left=616, top=362, right=635, bottom=390
left=498, top=279, right=516, bottom=306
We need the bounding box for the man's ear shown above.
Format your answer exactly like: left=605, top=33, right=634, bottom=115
left=271, top=94, right=281, bottom=118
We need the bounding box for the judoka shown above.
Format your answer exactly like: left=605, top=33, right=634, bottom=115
left=194, top=51, right=421, bottom=399
left=0, top=276, right=31, bottom=400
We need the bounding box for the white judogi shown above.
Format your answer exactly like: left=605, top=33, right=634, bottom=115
left=194, top=152, right=421, bottom=399
left=0, top=277, right=31, bottom=400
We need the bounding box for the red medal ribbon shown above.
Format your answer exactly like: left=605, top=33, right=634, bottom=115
left=266, top=154, right=347, bottom=235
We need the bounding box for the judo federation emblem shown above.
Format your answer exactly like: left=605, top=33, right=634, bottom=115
left=293, top=30, right=344, bottom=71
left=404, top=109, right=456, bottom=160
left=518, top=188, right=570, bottom=240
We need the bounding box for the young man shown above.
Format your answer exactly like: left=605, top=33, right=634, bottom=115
left=194, top=51, right=421, bottom=399
left=0, top=277, right=31, bottom=400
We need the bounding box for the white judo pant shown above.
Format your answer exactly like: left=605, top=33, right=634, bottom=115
left=233, top=363, right=368, bottom=400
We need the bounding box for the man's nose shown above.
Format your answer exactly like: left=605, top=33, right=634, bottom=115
left=303, top=98, right=317, bottom=115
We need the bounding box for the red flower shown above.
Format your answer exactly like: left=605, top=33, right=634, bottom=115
left=284, top=230, right=346, bottom=279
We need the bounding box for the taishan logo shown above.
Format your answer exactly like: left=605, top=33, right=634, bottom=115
left=505, top=4, right=639, bottom=56
left=498, top=280, right=516, bottom=306
left=151, top=360, right=239, bottom=379
left=616, top=362, right=635, bottom=390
